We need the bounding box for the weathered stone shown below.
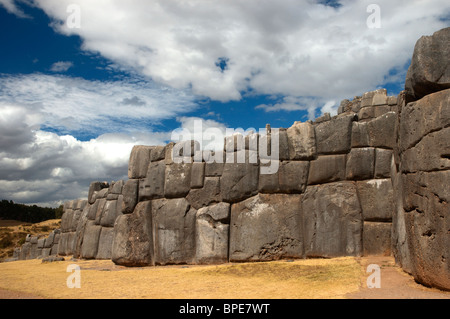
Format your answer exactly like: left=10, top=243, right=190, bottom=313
left=96, top=227, right=114, bottom=260
left=138, top=161, right=165, bottom=201
left=109, top=180, right=124, bottom=195
left=112, top=201, right=154, bottom=267
left=205, top=161, right=224, bottom=177
left=94, top=198, right=107, bottom=225
left=401, top=171, right=450, bottom=290
left=150, top=145, right=166, bottom=162
left=152, top=198, right=196, bottom=265
left=221, top=158, right=259, bottom=203
left=398, top=89, right=450, bottom=153
left=405, top=27, right=450, bottom=101
left=358, top=105, right=390, bottom=120
left=44, top=232, right=55, bottom=248
left=372, top=89, right=388, bottom=106
left=259, top=161, right=309, bottom=193
left=164, top=163, right=192, bottom=198
left=88, top=182, right=109, bottom=204
left=80, top=221, right=102, bottom=259
left=351, top=112, right=396, bottom=149
left=190, top=162, right=205, bottom=189
left=128, top=145, right=153, bottom=179
left=37, top=238, right=45, bottom=249
left=195, top=202, right=230, bottom=264
left=361, top=91, right=375, bottom=107
left=258, top=160, right=280, bottom=193
left=122, top=179, right=139, bottom=214
left=308, top=155, right=346, bottom=185
left=401, top=127, right=450, bottom=173
left=302, top=182, right=363, bottom=258
left=57, top=233, right=69, bottom=256
left=356, top=179, right=394, bottom=221
left=186, top=177, right=221, bottom=210
left=100, top=199, right=122, bottom=228
left=286, top=121, right=316, bottom=160
left=363, top=222, right=392, bottom=256
left=41, top=248, right=51, bottom=258
left=61, top=209, right=73, bottom=232
left=345, top=148, right=375, bottom=180
left=374, top=148, right=393, bottom=178
left=315, top=115, right=353, bottom=155
left=225, top=133, right=245, bottom=152
left=96, top=188, right=109, bottom=199
left=229, top=194, right=303, bottom=262
left=66, top=232, right=77, bottom=256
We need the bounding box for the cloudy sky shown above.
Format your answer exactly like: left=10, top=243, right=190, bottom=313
left=0, top=0, right=449, bottom=207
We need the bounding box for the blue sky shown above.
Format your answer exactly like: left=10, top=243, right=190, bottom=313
left=0, top=0, right=449, bottom=206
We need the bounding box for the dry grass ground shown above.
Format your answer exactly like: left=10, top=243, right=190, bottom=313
left=0, top=257, right=362, bottom=299
left=0, top=219, right=61, bottom=261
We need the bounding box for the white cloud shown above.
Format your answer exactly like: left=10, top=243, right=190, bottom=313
left=0, top=0, right=30, bottom=18
left=50, top=61, right=74, bottom=72
left=0, top=73, right=198, bottom=137
left=26, top=0, right=450, bottom=104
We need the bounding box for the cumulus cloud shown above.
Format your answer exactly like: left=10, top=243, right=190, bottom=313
left=26, top=0, right=450, bottom=105
left=0, top=73, right=198, bottom=138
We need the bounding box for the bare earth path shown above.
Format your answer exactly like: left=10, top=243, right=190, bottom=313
left=0, top=256, right=448, bottom=299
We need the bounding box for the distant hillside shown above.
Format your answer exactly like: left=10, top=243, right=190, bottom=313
left=0, top=200, right=64, bottom=224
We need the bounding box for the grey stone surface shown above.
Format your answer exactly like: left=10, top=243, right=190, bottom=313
left=302, top=182, right=363, bottom=258
left=221, top=157, right=259, bottom=203
left=286, top=121, right=317, bottom=160
left=164, top=163, right=192, bottom=198
left=112, top=201, right=154, bottom=267
left=186, top=177, right=221, bottom=210
left=315, top=115, right=353, bottom=155
left=152, top=198, right=196, bottom=265
left=356, top=179, right=394, bottom=221
left=363, top=222, right=392, bottom=256
left=374, top=148, right=393, bottom=178
left=96, top=227, right=114, bottom=260
left=190, top=162, right=205, bottom=189
left=122, top=179, right=139, bottom=214
left=80, top=221, right=102, bottom=259
left=351, top=112, right=396, bottom=149
left=195, top=202, right=230, bottom=264
left=88, top=182, right=109, bottom=204
left=138, top=161, right=165, bottom=201
left=128, top=145, right=153, bottom=179
left=345, top=147, right=375, bottom=180
left=405, top=27, right=450, bottom=101
left=229, top=194, right=303, bottom=262
left=308, top=155, right=346, bottom=185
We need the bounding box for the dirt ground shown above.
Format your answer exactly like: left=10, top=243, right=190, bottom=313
left=0, top=256, right=448, bottom=299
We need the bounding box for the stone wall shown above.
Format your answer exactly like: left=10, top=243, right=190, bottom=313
left=12, top=28, right=449, bottom=291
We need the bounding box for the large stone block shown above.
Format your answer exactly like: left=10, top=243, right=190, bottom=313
left=96, top=227, right=114, bottom=260
left=100, top=199, right=123, bottom=228
left=302, top=182, right=363, bottom=258
left=351, top=112, right=396, bottom=149
left=195, top=202, right=230, bottom=264
left=363, top=222, right=392, bottom=256
left=401, top=171, right=450, bottom=290
left=286, top=121, right=317, bottom=160
left=128, top=145, right=153, bottom=179
left=398, top=89, right=450, bottom=153
left=88, top=181, right=109, bottom=204
left=121, top=179, right=139, bottom=214
left=345, top=147, right=375, bottom=181
left=401, top=127, right=450, bottom=173
left=259, top=161, right=309, bottom=193
left=80, top=221, right=102, bottom=259
left=374, top=148, right=392, bottom=178
left=186, top=177, right=221, bottom=210
left=315, top=115, right=353, bottom=155
left=356, top=179, right=394, bottom=221
left=229, top=194, right=303, bottom=262
left=307, top=155, right=346, bottom=185
left=164, top=163, right=192, bottom=198
left=405, top=27, right=450, bottom=101
left=221, top=157, right=259, bottom=203
left=112, top=201, right=154, bottom=267
left=138, top=161, right=165, bottom=201
left=94, top=198, right=107, bottom=225
left=152, top=198, right=196, bottom=265
left=190, top=162, right=205, bottom=189
left=57, top=232, right=69, bottom=256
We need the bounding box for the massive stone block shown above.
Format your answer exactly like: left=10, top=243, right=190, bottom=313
left=229, top=194, right=303, bottom=262
left=96, top=227, right=114, bottom=260
left=345, top=148, right=375, bottom=181
left=315, top=115, right=353, bottom=155
left=121, top=179, right=139, bottom=214
left=138, top=161, right=165, bottom=201
left=88, top=181, right=109, bottom=204
left=80, top=221, right=102, bottom=259
left=259, top=161, right=309, bottom=193
left=351, top=112, right=396, bottom=149
left=152, top=198, right=196, bottom=265
left=363, top=222, right=392, bottom=256
left=221, top=156, right=259, bottom=203
left=186, top=177, right=221, bottom=209
left=302, top=182, right=363, bottom=258
left=405, top=27, right=450, bottom=101
left=374, top=148, right=393, bottom=178
left=307, top=155, right=346, bottom=185
left=112, top=201, right=154, bottom=267
left=100, top=199, right=122, bottom=228
left=164, top=163, right=192, bottom=198
left=356, top=179, right=394, bottom=221
left=190, top=162, right=205, bottom=189
left=286, top=121, right=316, bottom=160
left=128, top=145, right=153, bottom=179
left=195, top=202, right=230, bottom=264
